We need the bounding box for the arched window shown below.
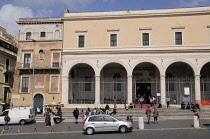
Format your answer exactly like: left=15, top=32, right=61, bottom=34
left=39, top=50, right=45, bottom=59
left=54, top=30, right=60, bottom=40
left=113, top=73, right=121, bottom=91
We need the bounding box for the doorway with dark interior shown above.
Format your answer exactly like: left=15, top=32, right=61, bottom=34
left=136, top=83, right=151, bottom=104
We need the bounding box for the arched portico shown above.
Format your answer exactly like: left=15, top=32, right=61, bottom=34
left=132, top=62, right=161, bottom=104
left=165, top=62, right=195, bottom=104
left=200, top=62, right=210, bottom=101
left=100, top=62, right=127, bottom=104
left=68, top=63, right=95, bottom=104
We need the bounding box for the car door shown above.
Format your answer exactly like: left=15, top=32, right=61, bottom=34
left=103, top=115, right=119, bottom=131
left=0, top=110, right=9, bottom=124
left=91, top=116, right=104, bottom=132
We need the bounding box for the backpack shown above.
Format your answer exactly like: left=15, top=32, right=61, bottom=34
left=4, top=115, right=10, bottom=122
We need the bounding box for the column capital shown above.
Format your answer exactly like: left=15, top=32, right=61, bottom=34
left=127, top=75, right=133, bottom=78
left=195, top=75, right=201, bottom=78
left=160, top=75, right=166, bottom=78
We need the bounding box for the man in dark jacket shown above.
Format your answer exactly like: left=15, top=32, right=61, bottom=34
left=73, top=108, right=79, bottom=124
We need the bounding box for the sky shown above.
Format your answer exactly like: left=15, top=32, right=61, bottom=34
left=0, top=0, right=210, bottom=37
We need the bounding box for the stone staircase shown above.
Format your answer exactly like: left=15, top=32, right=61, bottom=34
left=35, top=107, right=210, bottom=123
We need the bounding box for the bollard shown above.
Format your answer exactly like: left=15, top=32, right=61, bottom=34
left=138, top=117, right=144, bottom=130
left=17, top=127, right=20, bottom=133
left=0, top=128, right=3, bottom=134
left=194, top=116, right=200, bottom=128
left=68, top=126, right=71, bottom=131
left=34, top=127, right=37, bottom=132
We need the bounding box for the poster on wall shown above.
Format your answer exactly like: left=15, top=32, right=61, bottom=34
left=184, top=87, right=190, bottom=95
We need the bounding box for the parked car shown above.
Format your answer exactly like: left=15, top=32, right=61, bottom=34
left=83, top=114, right=133, bottom=135
left=0, top=107, right=35, bottom=125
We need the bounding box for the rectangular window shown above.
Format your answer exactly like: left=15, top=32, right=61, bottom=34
left=142, top=33, right=149, bottom=46
left=175, top=32, right=182, bottom=45
left=110, top=34, right=117, bottom=47
left=26, top=32, right=31, bottom=40
left=5, top=74, right=9, bottom=83
left=51, top=76, right=59, bottom=92
left=22, top=77, right=29, bottom=92
left=23, top=54, right=31, bottom=68
left=6, top=58, right=10, bottom=70
left=85, top=76, right=92, bottom=91
left=40, top=32, right=46, bottom=37
left=78, top=35, right=85, bottom=48
left=52, top=53, right=60, bottom=67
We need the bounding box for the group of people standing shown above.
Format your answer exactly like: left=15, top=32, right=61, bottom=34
left=72, top=105, right=117, bottom=124
left=145, top=106, right=159, bottom=125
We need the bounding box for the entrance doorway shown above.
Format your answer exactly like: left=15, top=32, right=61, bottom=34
left=136, top=83, right=151, bottom=104
left=34, top=94, right=43, bottom=114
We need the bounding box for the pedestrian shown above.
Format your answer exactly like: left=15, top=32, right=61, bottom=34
left=140, top=96, right=144, bottom=108
left=37, top=106, right=42, bottom=114
left=153, top=108, right=159, bottom=124
left=166, top=97, right=170, bottom=108
left=137, top=94, right=141, bottom=104
left=3, top=114, right=11, bottom=131
left=73, top=108, right=79, bottom=124
left=80, top=110, right=85, bottom=122
left=56, top=104, right=62, bottom=113
left=45, top=109, right=51, bottom=127
left=113, top=97, right=117, bottom=109
left=145, top=106, right=152, bottom=125
left=105, top=104, right=110, bottom=114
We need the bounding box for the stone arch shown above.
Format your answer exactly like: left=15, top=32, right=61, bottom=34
left=99, top=60, right=129, bottom=76
left=164, top=60, right=195, bottom=75
left=100, top=61, right=128, bottom=104
left=197, top=59, right=210, bottom=75
left=65, top=61, right=97, bottom=77
left=33, top=93, right=44, bottom=113
left=68, top=62, right=96, bottom=104
left=132, top=60, right=162, bottom=75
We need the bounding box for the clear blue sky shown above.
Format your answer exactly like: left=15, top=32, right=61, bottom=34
left=0, top=0, right=210, bottom=37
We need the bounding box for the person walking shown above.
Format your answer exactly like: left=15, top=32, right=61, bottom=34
left=140, top=96, right=144, bottom=108
left=80, top=110, right=85, bottom=122
left=3, top=114, right=11, bottom=131
left=166, top=97, right=170, bottom=108
left=153, top=108, right=159, bottom=124
left=45, top=109, right=51, bottom=127
left=145, top=106, right=152, bottom=125
left=113, top=97, right=117, bottom=109
left=73, top=108, right=79, bottom=124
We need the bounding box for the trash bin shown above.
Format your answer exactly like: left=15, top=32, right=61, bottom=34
left=127, top=115, right=133, bottom=123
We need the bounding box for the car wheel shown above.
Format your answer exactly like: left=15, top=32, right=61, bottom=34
left=86, top=127, right=94, bottom=135
left=20, top=120, right=26, bottom=125
left=119, top=125, right=127, bottom=133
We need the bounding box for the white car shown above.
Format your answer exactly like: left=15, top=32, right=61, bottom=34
left=0, top=107, right=35, bottom=125
left=83, top=115, right=133, bottom=135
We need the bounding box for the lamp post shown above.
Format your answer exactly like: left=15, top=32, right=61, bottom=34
left=31, top=39, right=36, bottom=108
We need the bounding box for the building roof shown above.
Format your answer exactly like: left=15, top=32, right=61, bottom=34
left=17, top=17, right=63, bottom=24
left=63, top=6, right=210, bottom=20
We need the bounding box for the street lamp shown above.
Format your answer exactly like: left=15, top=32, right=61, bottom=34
left=31, top=39, right=36, bottom=108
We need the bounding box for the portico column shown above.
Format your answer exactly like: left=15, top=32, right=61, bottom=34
left=160, top=75, right=166, bottom=104
left=127, top=75, right=133, bottom=103
left=195, top=75, right=201, bottom=103
left=94, top=75, right=100, bottom=105
left=62, top=76, right=69, bottom=104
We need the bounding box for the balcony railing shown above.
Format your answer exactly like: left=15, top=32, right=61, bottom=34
left=19, top=62, right=61, bottom=69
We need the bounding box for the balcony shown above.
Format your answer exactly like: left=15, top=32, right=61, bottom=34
left=3, top=65, right=15, bottom=73
left=18, top=62, right=61, bottom=74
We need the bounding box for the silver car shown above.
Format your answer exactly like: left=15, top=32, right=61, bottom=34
left=83, top=115, right=133, bottom=135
